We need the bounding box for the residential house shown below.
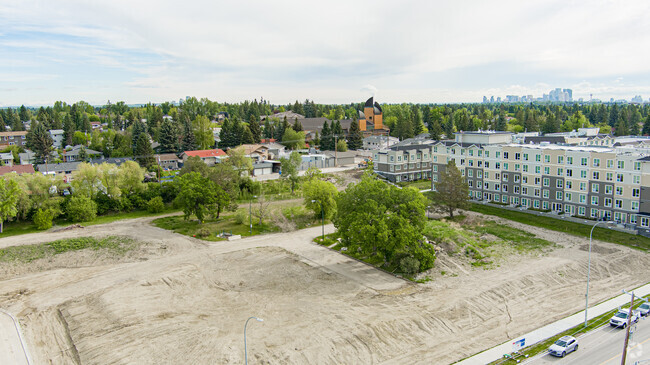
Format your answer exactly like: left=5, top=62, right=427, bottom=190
left=62, top=145, right=102, bottom=162
left=239, top=144, right=270, bottom=162
left=36, top=161, right=81, bottom=182
left=363, top=135, right=398, bottom=150
left=180, top=149, right=227, bottom=166
left=154, top=154, right=182, bottom=170
left=0, top=152, right=14, bottom=166
left=0, top=131, right=27, bottom=149
left=89, top=157, right=134, bottom=166
left=0, top=164, right=34, bottom=177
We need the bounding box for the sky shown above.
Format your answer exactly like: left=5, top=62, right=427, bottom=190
left=2, top=0, right=650, bottom=107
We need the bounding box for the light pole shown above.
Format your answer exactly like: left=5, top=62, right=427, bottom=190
left=311, top=199, right=324, bottom=241
left=244, top=316, right=263, bottom=365
left=249, top=195, right=257, bottom=234
left=584, top=219, right=613, bottom=327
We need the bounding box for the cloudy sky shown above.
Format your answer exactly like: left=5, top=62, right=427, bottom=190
left=2, top=0, right=650, bottom=106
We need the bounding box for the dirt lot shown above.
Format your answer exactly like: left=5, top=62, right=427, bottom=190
left=0, top=211, right=649, bottom=364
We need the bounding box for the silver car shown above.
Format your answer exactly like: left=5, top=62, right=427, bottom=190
left=609, top=309, right=640, bottom=328
left=548, top=335, right=578, bottom=357
left=638, top=302, right=650, bottom=317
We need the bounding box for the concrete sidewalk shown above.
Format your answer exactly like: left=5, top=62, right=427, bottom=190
left=456, top=282, right=650, bottom=365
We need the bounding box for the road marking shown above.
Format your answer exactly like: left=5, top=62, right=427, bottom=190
left=598, top=336, right=650, bottom=365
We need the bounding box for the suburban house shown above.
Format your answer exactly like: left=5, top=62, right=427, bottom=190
left=0, top=131, right=28, bottom=148
left=36, top=161, right=81, bottom=182
left=89, top=157, right=134, bottom=166
left=154, top=154, right=182, bottom=170
left=49, top=129, right=64, bottom=148
left=0, top=164, right=34, bottom=177
left=180, top=149, right=227, bottom=166
left=61, top=145, right=102, bottom=162
left=238, top=144, right=270, bottom=162
left=0, top=152, right=14, bottom=166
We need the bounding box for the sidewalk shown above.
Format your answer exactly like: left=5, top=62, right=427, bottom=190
left=456, top=282, right=650, bottom=365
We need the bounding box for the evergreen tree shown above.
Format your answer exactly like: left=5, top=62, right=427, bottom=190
left=642, top=115, right=650, bottom=136
left=428, top=108, right=443, bottom=139
left=82, top=113, right=92, bottom=133
left=615, top=118, right=628, bottom=136
left=609, top=103, right=619, bottom=127
left=263, top=119, right=274, bottom=139
left=332, top=120, right=343, bottom=136
left=320, top=121, right=333, bottom=150
left=274, top=117, right=289, bottom=140
left=0, top=113, right=5, bottom=131
left=135, top=133, right=155, bottom=168
left=9, top=109, right=23, bottom=131
left=181, top=119, right=197, bottom=151
left=19, top=105, right=30, bottom=122
left=292, top=118, right=303, bottom=131
left=241, top=126, right=255, bottom=144
left=63, top=114, right=75, bottom=146
left=159, top=119, right=180, bottom=153
left=248, top=115, right=261, bottom=143
left=78, top=146, right=88, bottom=162
left=347, top=120, right=363, bottom=150
left=219, top=118, right=232, bottom=148
left=496, top=113, right=507, bottom=131
left=131, top=120, right=147, bottom=151
left=26, top=121, right=53, bottom=164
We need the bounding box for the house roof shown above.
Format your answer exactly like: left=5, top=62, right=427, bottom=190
left=0, top=152, right=13, bottom=160
left=183, top=149, right=226, bottom=158
left=49, top=129, right=64, bottom=135
left=155, top=153, right=181, bottom=161
left=0, top=164, right=34, bottom=176
left=239, top=144, right=269, bottom=155
left=36, top=161, right=81, bottom=173
left=0, top=131, right=27, bottom=137
left=89, top=157, right=133, bottom=166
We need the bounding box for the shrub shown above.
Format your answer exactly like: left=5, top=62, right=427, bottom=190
left=147, top=196, right=165, bottom=213
left=399, top=256, right=420, bottom=275
left=33, top=208, right=56, bottom=230
left=233, top=209, right=248, bottom=224
left=66, top=196, right=97, bottom=222
left=196, top=227, right=211, bottom=238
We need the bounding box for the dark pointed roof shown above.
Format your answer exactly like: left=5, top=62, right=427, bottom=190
left=373, top=101, right=382, bottom=114
left=364, top=97, right=374, bottom=108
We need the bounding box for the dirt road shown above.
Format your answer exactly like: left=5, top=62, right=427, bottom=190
left=0, top=213, right=649, bottom=364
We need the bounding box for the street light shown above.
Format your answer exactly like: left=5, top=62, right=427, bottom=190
left=584, top=219, right=614, bottom=327
left=244, top=316, right=263, bottom=365
left=312, top=199, right=324, bottom=241
left=249, top=195, right=257, bottom=234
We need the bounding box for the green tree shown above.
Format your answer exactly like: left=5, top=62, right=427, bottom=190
left=33, top=208, right=56, bottom=230
left=347, top=120, right=363, bottom=150
left=303, top=179, right=338, bottom=220
left=0, top=177, right=20, bottom=233
left=72, top=131, right=88, bottom=146
left=320, top=121, right=333, bottom=150
left=280, top=151, right=302, bottom=194
left=159, top=119, right=179, bottom=153
left=63, top=114, right=75, bottom=146
left=431, top=160, right=469, bottom=218
left=174, top=172, right=228, bottom=222
left=194, top=115, right=214, bottom=150
left=227, top=146, right=253, bottom=177
left=334, top=175, right=433, bottom=271
left=336, top=139, right=348, bottom=152
left=66, top=195, right=98, bottom=222
left=181, top=118, right=197, bottom=151
left=248, top=115, right=262, bottom=143
left=26, top=121, right=54, bottom=164
left=135, top=133, right=155, bottom=168
left=241, top=126, right=255, bottom=144
left=281, top=128, right=306, bottom=150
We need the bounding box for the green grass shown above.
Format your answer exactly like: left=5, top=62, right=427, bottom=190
left=471, top=220, right=554, bottom=251
left=152, top=213, right=278, bottom=241
left=487, top=293, right=650, bottom=364
left=397, top=180, right=433, bottom=190
left=0, top=220, right=42, bottom=238
left=0, top=236, right=137, bottom=263
left=470, top=203, right=650, bottom=252
left=85, top=207, right=178, bottom=226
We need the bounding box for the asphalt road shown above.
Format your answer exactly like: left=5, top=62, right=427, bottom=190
left=524, top=315, right=650, bottom=365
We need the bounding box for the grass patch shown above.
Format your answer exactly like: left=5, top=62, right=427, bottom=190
left=397, top=180, right=433, bottom=190
left=471, top=220, right=554, bottom=252
left=487, top=293, right=650, bottom=364
left=152, top=213, right=278, bottom=241
left=0, top=236, right=137, bottom=263
left=470, top=203, right=650, bottom=252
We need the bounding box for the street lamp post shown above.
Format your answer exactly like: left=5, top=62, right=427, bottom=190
left=312, top=199, right=324, bottom=241
left=244, top=316, right=263, bottom=365
left=585, top=219, right=613, bottom=327
left=249, top=195, right=257, bottom=234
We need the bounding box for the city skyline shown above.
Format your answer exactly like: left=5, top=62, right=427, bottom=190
left=2, top=1, right=650, bottom=106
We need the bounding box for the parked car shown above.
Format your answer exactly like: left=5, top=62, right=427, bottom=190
left=638, top=302, right=650, bottom=317
left=548, top=335, right=578, bottom=357
left=609, top=309, right=640, bottom=328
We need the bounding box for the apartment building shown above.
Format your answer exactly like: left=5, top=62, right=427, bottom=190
left=373, top=132, right=650, bottom=235
left=0, top=131, right=27, bottom=148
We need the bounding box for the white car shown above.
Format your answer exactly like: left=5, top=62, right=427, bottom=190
left=638, top=302, right=650, bottom=317
left=548, top=336, right=578, bottom=357
left=609, top=309, right=640, bottom=328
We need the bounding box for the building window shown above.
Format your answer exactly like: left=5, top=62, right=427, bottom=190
left=616, top=174, right=623, bottom=182
left=522, top=187, right=528, bottom=195
left=579, top=194, right=586, bottom=203
left=503, top=185, right=508, bottom=192
left=617, top=161, right=624, bottom=169
left=641, top=217, right=650, bottom=228
left=514, top=175, right=520, bottom=183
left=534, top=189, right=540, bottom=197
left=566, top=169, right=572, bottom=177
left=522, top=176, right=528, bottom=184
left=615, top=186, right=622, bottom=195
left=495, top=162, right=501, bottom=169
left=544, top=166, right=550, bottom=175
left=580, top=182, right=587, bottom=191
left=514, top=186, right=520, bottom=194
left=503, top=173, right=509, bottom=182
left=544, top=155, right=550, bottom=163
left=593, top=158, right=600, bottom=167
left=534, top=200, right=540, bottom=208
left=536, top=154, right=541, bottom=162
left=557, top=168, right=563, bottom=176
left=591, top=184, right=599, bottom=193
left=523, top=153, right=529, bottom=161
left=592, top=171, right=599, bottom=180
left=515, top=153, right=520, bottom=160
left=523, top=165, right=528, bottom=172
left=591, top=196, right=599, bottom=205
left=565, top=181, right=572, bottom=189
left=633, top=188, right=640, bottom=197
left=534, top=177, right=541, bottom=185
left=606, top=159, right=613, bottom=168
left=390, top=156, right=394, bottom=162
left=634, top=161, right=641, bottom=171
left=477, top=171, right=482, bottom=178
left=543, top=190, right=549, bottom=198
left=543, top=178, right=550, bottom=187
left=606, top=172, right=613, bottom=181
left=556, top=180, right=563, bottom=188
left=615, top=199, right=622, bottom=209
left=604, top=198, right=612, bottom=207
left=542, top=201, right=549, bottom=210
left=565, top=192, right=572, bottom=201
left=558, top=156, right=564, bottom=164
left=632, top=201, right=639, bottom=211
left=567, top=156, right=573, bottom=164
left=503, top=152, right=508, bottom=159
left=535, top=166, right=541, bottom=174
left=581, top=170, right=587, bottom=178
left=591, top=209, right=598, bottom=218
left=556, top=191, right=562, bottom=200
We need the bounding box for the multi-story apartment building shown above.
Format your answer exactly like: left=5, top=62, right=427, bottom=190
left=0, top=131, right=27, bottom=149
left=373, top=131, right=650, bottom=236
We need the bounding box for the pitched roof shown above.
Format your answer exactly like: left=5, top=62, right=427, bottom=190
left=155, top=153, right=181, bottom=161
left=183, top=149, right=226, bottom=158
left=0, top=131, right=28, bottom=137
left=36, top=161, right=81, bottom=173
left=0, top=164, right=34, bottom=176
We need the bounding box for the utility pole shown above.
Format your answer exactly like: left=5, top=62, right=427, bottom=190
left=621, top=291, right=635, bottom=365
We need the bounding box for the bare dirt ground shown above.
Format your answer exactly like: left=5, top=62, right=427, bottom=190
left=0, top=209, right=649, bottom=364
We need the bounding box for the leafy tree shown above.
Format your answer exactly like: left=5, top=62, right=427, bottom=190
left=174, top=172, right=228, bottom=222
left=72, top=131, right=88, bottom=146
left=66, top=195, right=98, bottom=222
left=118, top=160, right=146, bottom=195
left=431, top=160, right=469, bottom=218
left=227, top=146, right=253, bottom=177
left=336, top=139, right=348, bottom=152
left=180, top=155, right=210, bottom=177
left=34, top=208, right=56, bottom=230
left=26, top=121, right=54, bottom=164
left=347, top=120, right=363, bottom=150
left=71, top=163, right=103, bottom=199
left=280, top=151, right=302, bottom=194
left=147, top=196, right=165, bottom=213
left=135, top=133, right=155, bottom=168
left=281, top=127, right=306, bottom=150
left=0, top=177, right=20, bottom=233
left=303, top=179, right=338, bottom=220
left=193, top=115, right=214, bottom=150
left=159, top=119, right=179, bottom=153
left=334, top=175, right=433, bottom=271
